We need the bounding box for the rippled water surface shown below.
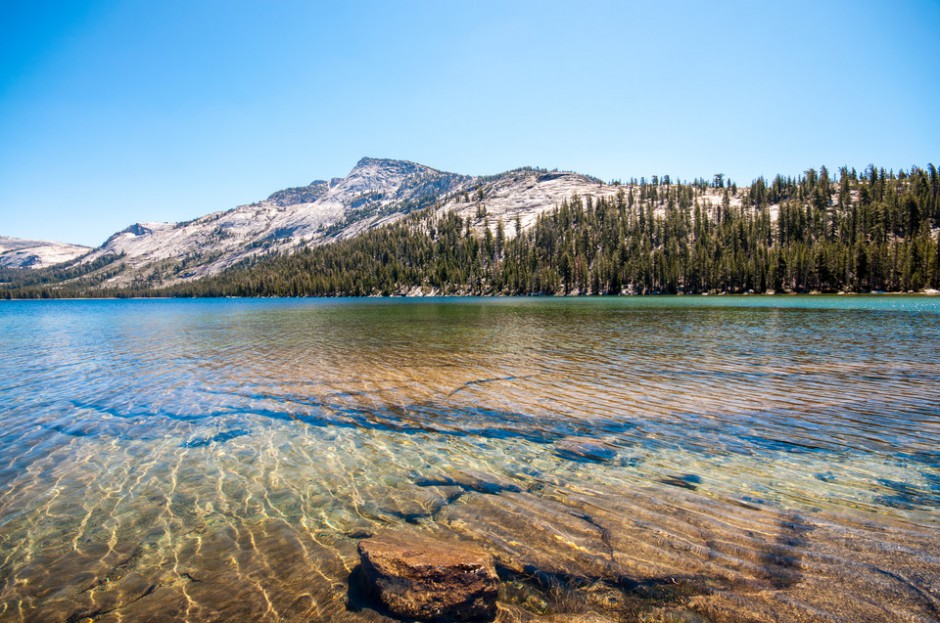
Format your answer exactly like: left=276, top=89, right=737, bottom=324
left=1, top=297, right=939, bottom=622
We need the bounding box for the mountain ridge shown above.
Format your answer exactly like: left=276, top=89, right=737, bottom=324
left=8, top=157, right=632, bottom=288
left=5, top=158, right=937, bottom=298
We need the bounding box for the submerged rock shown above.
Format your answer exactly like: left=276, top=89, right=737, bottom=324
left=415, top=468, right=522, bottom=495
left=439, top=491, right=618, bottom=579
left=659, top=474, right=702, bottom=491
left=357, top=530, right=499, bottom=621
left=554, top=437, right=617, bottom=463
left=496, top=606, right=618, bottom=623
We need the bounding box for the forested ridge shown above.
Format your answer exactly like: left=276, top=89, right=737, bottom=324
left=3, top=163, right=939, bottom=298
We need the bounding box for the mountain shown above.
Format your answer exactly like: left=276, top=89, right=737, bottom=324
left=0, top=236, right=90, bottom=269
left=5, top=159, right=937, bottom=297
left=159, top=163, right=938, bottom=298
left=33, top=157, right=637, bottom=289
left=72, top=158, right=474, bottom=287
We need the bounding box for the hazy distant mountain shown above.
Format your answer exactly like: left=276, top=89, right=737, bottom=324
left=0, top=236, right=90, bottom=269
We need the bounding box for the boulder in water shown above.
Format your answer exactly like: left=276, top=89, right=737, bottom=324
left=357, top=530, right=499, bottom=621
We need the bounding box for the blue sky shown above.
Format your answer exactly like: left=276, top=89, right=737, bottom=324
left=1, top=1, right=938, bottom=247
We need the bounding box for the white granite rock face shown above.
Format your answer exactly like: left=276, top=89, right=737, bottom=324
left=0, top=236, right=90, bottom=269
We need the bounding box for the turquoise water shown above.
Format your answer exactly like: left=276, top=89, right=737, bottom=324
left=1, top=296, right=938, bottom=622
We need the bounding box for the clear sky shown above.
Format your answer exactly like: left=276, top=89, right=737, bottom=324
left=1, top=0, right=938, bottom=247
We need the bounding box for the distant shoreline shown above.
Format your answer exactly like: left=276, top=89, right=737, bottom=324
left=4, top=290, right=939, bottom=302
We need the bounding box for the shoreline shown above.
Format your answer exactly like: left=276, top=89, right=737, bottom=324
left=3, top=289, right=940, bottom=301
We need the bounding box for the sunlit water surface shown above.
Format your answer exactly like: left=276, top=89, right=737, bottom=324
left=1, top=297, right=938, bottom=622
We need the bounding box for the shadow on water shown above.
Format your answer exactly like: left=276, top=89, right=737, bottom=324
left=60, top=392, right=599, bottom=446
left=659, top=474, right=702, bottom=491
left=180, top=428, right=251, bottom=448
left=414, top=475, right=522, bottom=496
left=346, top=557, right=714, bottom=622
left=345, top=565, right=385, bottom=618
left=759, top=513, right=813, bottom=590
left=875, top=478, right=940, bottom=510
left=495, top=565, right=715, bottom=621
left=59, top=389, right=863, bottom=469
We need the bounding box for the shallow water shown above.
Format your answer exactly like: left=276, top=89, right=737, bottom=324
left=1, top=296, right=938, bottom=622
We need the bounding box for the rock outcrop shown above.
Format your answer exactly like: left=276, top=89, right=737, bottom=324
left=357, top=530, right=499, bottom=621
left=0, top=236, right=89, bottom=269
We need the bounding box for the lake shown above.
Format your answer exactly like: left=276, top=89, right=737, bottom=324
left=1, top=296, right=938, bottom=622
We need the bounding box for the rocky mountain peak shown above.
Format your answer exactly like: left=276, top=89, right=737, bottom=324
left=352, top=156, right=417, bottom=171
left=122, top=223, right=155, bottom=237
left=337, top=157, right=471, bottom=202
left=102, top=223, right=155, bottom=246
left=346, top=157, right=427, bottom=185
left=266, top=180, right=329, bottom=207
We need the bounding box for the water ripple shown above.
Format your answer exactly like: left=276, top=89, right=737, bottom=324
left=0, top=297, right=938, bottom=622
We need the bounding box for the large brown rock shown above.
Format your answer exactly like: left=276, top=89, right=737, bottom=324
left=357, top=530, right=499, bottom=621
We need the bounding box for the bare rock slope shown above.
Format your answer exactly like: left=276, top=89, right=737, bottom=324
left=80, top=158, right=473, bottom=286
left=0, top=236, right=90, bottom=269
